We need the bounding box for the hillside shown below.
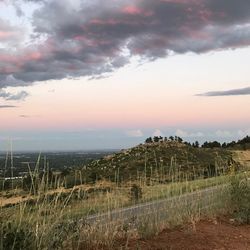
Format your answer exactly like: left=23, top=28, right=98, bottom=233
left=83, top=141, right=236, bottom=183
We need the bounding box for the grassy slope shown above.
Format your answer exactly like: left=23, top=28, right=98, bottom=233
left=1, top=144, right=249, bottom=249
left=85, top=141, right=235, bottom=182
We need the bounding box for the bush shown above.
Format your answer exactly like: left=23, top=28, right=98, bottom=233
left=0, top=222, right=36, bottom=250
left=230, top=174, right=250, bottom=224
left=130, top=184, right=142, bottom=202
left=44, top=220, right=81, bottom=249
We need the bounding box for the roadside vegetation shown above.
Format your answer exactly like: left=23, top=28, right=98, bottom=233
left=0, top=137, right=249, bottom=249
left=230, top=173, right=250, bottom=224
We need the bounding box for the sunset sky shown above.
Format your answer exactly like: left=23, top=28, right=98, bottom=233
left=0, top=0, right=250, bottom=151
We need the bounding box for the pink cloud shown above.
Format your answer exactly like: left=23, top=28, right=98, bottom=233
left=90, top=18, right=119, bottom=25
left=1, top=0, right=250, bottom=89
left=160, top=0, right=197, bottom=3
left=122, top=5, right=153, bottom=17
left=0, top=51, right=44, bottom=74
left=0, top=31, right=14, bottom=39
left=179, top=25, right=211, bottom=40
left=198, top=9, right=213, bottom=22
left=122, top=6, right=142, bottom=15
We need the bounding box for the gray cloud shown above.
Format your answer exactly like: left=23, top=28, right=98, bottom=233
left=0, top=17, right=24, bottom=45
left=1, top=0, right=250, bottom=87
left=0, top=105, right=18, bottom=108
left=19, top=115, right=29, bottom=118
left=19, top=114, right=40, bottom=118
left=197, top=86, right=250, bottom=96
left=0, top=90, right=29, bottom=101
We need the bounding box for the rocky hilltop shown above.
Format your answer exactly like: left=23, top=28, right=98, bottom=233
left=83, top=141, right=236, bottom=183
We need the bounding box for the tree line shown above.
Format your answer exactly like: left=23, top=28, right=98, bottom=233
left=145, top=135, right=250, bottom=149
left=144, top=136, right=200, bottom=147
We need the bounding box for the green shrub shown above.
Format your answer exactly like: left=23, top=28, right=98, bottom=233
left=130, top=184, right=142, bottom=202
left=0, top=222, right=36, bottom=250
left=230, top=174, right=250, bottom=224
left=44, top=220, right=80, bottom=249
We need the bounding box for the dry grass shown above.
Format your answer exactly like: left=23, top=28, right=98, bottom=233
left=0, top=150, right=249, bottom=250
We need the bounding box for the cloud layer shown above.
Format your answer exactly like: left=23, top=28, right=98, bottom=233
left=1, top=0, right=250, bottom=88
left=0, top=89, right=29, bottom=101
left=197, top=86, right=250, bottom=96
left=0, top=104, right=18, bottom=108
left=0, top=17, right=24, bottom=45
left=126, top=129, right=144, bottom=138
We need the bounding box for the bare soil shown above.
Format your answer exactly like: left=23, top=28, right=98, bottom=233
left=126, top=219, right=250, bottom=250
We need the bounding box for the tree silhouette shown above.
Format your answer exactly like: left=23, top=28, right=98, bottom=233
left=145, top=137, right=153, bottom=143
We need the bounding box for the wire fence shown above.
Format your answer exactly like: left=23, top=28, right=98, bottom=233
left=84, top=184, right=230, bottom=228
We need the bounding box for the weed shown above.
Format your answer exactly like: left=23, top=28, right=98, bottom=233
left=230, top=174, right=250, bottom=224
left=130, top=184, right=142, bottom=203
left=0, top=222, right=36, bottom=250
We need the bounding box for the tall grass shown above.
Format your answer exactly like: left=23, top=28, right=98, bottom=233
left=230, top=172, right=250, bottom=224
left=0, top=150, right=249, bottom=250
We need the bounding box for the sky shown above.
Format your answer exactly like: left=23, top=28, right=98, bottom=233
left=0, top=0, right=250, bottom=151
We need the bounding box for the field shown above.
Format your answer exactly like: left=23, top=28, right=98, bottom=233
left=0, top=144, right=249, bottom=250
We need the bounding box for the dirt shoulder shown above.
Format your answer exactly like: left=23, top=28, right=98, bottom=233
left=126, top=219, right=250, bottom=250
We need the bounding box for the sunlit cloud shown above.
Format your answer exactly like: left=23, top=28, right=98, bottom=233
left=126, top=129, right=143, bottom=137
left=152, top=129, right=164, bottom=137
left=238, top=128, right=250, bottom=137
left=215, top=130, right=233, bottom=138
left=175, top=129, right=204, bottom=138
